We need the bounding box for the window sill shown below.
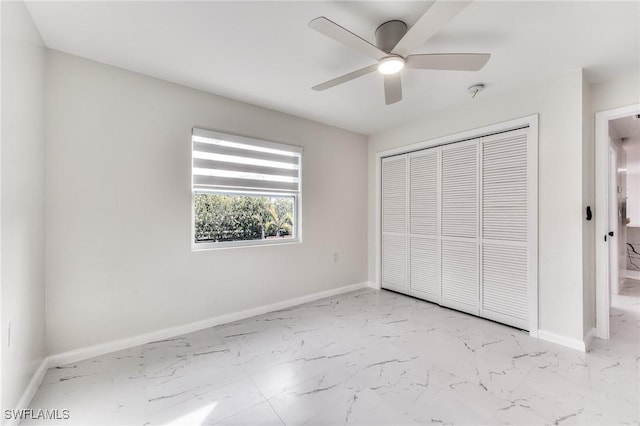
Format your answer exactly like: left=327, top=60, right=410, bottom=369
left=191, top=237, right=301, bottom=251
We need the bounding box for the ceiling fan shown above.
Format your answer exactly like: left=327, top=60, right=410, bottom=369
left=309, top=1, right=490, bottom=105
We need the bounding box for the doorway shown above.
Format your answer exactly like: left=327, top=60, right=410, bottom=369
left=595, top=104, right=640, bottom=339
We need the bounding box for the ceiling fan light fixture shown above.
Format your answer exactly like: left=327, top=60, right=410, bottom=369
left=309, top=2, right=488, bottom=105
left=378, top=56, right=405, bottom=75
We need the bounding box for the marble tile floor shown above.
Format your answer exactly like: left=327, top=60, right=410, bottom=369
left=27, top=288, right=639, bottom=426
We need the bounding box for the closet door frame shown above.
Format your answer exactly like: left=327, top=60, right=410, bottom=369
left=375, top=115, right=539, bottom=337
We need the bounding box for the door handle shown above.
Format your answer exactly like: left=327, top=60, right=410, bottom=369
left=605, top=231, right=614, bottom=241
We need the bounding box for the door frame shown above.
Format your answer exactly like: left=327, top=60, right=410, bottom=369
left=595, top=104, right=640, bottom=339
left=375, top=114, right=539, bottom=335
left=608, top=144, right=619, bottom=298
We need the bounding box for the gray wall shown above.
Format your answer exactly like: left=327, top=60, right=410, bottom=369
left=0, top=0, right=47, bottom=415
left=45, top=51, right=369, bottom=355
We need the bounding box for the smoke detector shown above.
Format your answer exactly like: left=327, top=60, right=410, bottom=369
left=468, top=84, right=485, bottom=98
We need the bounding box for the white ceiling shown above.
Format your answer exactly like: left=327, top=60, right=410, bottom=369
left=612, top=115, right=640, bottom=140
left=25, top=1, right=640, bottom=135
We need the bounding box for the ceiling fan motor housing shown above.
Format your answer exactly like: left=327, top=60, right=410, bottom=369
left=375, top=20, right=408, bottom=53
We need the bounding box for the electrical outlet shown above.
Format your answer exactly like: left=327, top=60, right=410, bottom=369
left=333, top=252, right=339, bottom=263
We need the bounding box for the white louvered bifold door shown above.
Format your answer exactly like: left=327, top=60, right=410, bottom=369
left=480, top=128, right=529, bottom=329
left=382, top=155, right=409, bottom=294
left=440, top=140, right=480, bottom=315
left=409, top=150, right=440, bottom=302
left=380, top=126, right=534, bottom=332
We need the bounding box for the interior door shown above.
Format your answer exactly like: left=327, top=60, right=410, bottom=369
left=608, top=144, right=618, bottom=298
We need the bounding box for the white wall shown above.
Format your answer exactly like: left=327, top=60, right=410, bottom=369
left=45, top=51, right=368, bottom=355
left=368, top=70, right=586, bottom=342
left=591, top=71, right=640, bottom=114
left=582, top=73, right=595, bottom=337
left=0, top=0, right=47, bottom=416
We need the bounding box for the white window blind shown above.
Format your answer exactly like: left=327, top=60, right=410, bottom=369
left=192, top=128, right=302, bottom=194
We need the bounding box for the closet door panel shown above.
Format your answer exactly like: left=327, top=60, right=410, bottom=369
left=383, top=233, right=407, bottom=292
left=409, top=150, right=440, bottom=301
left=440, top=140, right=479, bottom=313
left=382, top=155, right=408, bottom=293
left=482, top=132, right=528, bottom=242
left=482, top=244, right=528, bottom=328
left=410, top=150, right=438, bottom=236
left=441, top=239, right=478, bottom=314
left=481, top=128, right=529, bottom=329
left=382, top=156, right=407, bottom=234
left=410, top=235, right=440, bottom=301
left=441, top=143, right=477, bottom=238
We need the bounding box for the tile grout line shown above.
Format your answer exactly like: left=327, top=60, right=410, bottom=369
left=245, top=372, right=287, bottom=426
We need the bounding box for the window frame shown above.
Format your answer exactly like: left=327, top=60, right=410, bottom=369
left=190, top=129, right=302, bottom=251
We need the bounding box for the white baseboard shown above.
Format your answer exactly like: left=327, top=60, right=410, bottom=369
left=6, top=357, right=51, bottom=426
left=366, top=281, right=380, bottom=290
left=537, top=329, right=588, bottom=352
left=48, top=281, right=372, bottom=367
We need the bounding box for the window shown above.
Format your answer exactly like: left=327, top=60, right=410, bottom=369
left=191, top=128, right=302, bottom=249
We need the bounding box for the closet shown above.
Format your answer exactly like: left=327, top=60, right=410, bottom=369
left=381, top=127, right=533, bottom=330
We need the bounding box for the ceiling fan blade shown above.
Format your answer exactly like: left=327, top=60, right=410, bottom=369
left=384, top=74, right=402, bottom=105
left=312, top=64, right=378, bottom=91
left=391, top=1, right=472, bottom=57
left=406, top=53, right=490, bottom=71
left=309, top=17, right=387, bottom=61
